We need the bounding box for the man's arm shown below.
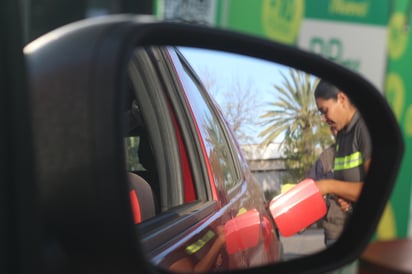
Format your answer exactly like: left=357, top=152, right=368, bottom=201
left=316, top=179, right=363, bottom=202
left=316, top=159, right=371, bottom=202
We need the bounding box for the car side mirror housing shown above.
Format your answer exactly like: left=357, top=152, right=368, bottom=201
left=24, top=15, right=404, bottom=274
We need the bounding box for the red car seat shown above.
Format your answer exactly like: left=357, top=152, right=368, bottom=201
left=128, top=172, right=155, bottom=224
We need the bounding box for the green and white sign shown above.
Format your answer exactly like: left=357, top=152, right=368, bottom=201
left=385, top=0, right=412, bottom=239
left=298, top=1, right=389, bottom=90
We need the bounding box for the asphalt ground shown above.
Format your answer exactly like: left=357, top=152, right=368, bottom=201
left=280, top=228, right=326, bottom=261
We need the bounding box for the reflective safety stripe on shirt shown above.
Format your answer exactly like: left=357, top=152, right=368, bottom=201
left=334, top=151, right=363, bottom=171
left=185, top=230, right=216, bottom=255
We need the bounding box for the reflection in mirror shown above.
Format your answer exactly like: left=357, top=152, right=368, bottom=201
left=123, top=46, right=371, bottom=273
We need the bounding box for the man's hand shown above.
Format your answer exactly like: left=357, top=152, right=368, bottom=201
left=337, top=197, right=352, bottom=213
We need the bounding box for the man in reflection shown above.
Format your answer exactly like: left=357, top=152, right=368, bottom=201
left=313, top=80, right=372, bottom=247
left=307, top=126, right=336, bottom=234
left=309, top=126, right=337, bottom=182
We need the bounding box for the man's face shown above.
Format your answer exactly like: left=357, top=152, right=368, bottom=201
left=316, top=94, right=347, bottom=131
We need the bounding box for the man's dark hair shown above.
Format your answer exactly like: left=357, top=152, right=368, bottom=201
left=314, top=79, right=340, bottom=100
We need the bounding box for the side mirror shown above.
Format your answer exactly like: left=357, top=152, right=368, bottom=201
left=24, top=15, right=404, bottom=274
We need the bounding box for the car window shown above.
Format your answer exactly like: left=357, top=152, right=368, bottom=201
left=167, top=48, right=242, bottom=193
left=125, top=136, right=145, bottom=171
left=127, top=48, right=187, bottom=214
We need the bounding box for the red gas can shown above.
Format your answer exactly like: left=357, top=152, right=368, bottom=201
left=224, top=209, right=261, bottom=254
left=269, top=178, right=327, bottom=237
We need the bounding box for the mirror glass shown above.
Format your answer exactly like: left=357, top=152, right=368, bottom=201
left=124, top=46, right=371, bottom=272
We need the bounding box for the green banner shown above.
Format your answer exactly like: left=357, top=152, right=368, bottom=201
left=305, top=0, right=389, bottom=25
left=217, top=0, right=304, bottom=44
left=382, top=0, right=412, bottom=238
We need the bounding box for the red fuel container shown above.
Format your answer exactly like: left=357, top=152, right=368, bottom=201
left=269, top=178, right=327, bottom=237
left=224, top=209, right=261, bottom=255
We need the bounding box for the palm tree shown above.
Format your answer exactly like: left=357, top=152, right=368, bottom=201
left=258, top=69, right=332, bottom=182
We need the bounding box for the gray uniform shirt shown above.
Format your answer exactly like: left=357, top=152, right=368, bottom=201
left=322, top=112, right=372, bottom=241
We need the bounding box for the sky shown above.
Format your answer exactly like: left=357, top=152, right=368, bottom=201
left=180, top=46, right=287, bottom=103
left=179, top=46, right=315, bottom=144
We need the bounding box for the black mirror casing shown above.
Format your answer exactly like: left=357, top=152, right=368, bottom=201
left=24, top=15, right=404, bottom=274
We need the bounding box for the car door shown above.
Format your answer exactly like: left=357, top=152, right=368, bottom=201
left=165, top=47, right=283, bottom=266
left=126, top=46, right=282, bottom=272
